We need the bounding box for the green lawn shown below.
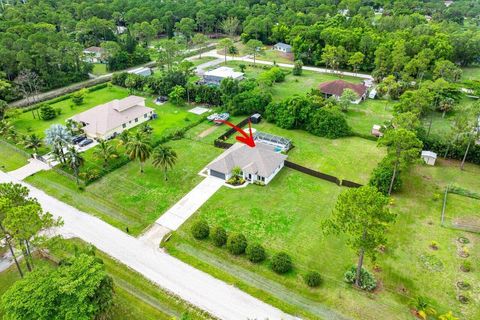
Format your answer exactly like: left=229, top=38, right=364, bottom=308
left=189, top=56, right=217, bottom=66
left=444, top=193, right=480, bottom=231
left=232, top=121, right=384, bottom=184
left=461, top=67, right=480, bottom=81
left=0, top=141, right=29, bottom=171
left=0, top=238, right=211, bottom=320
left=166, top=158, right=480, bottom=320
left=92, top=63, right=108, bottom=76
left=346, top=99, right=395, bottom=136
left=26, top=139, right=222, bottom=235
left=261, top=48, right=294, bottom=64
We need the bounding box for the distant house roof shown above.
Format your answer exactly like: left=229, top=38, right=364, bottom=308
left=421, top=151, right=437, bottom=159
left=207, top=143, right=287, bottom=178
left=274, top=42, right=292, bottom=50
left=128, top=67, right=152, bottom=77
left=71, top=96, right=153, bottom=137
left=318, top=80, right=367, bottom=97
left=204, top=67, right=244, bottom=80
left=83, top=46, right=104, bottom=54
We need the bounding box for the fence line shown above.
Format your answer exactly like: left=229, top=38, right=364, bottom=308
left=0, top=139, right=32, bottom=158
left=284, top=160, right=341, bottom=186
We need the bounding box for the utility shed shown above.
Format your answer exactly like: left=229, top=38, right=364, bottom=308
left=421, top=151, right=437, bottom=166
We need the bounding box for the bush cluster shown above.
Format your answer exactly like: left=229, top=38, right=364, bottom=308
left=368, top=156, right=402, bottom=195
left=211, top=226, right=227, bottom=247
left=304, top=271, right=322, bottom=287
left=39, top=104, right=56, bottom=120
left=246, top=244, right=266, bottom=263
left=344, top=266, right=377, bottom=291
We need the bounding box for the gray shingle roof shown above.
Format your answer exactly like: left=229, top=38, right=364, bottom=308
left=207, top=142, right=287, bottom=177
left=274, top=42, right=292, bottom=50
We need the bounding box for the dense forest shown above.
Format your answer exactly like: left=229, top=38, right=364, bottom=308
left=1, top=0, right=480, bottom=102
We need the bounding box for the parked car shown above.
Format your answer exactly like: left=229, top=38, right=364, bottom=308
left=207, top=113, right=219, bottom=121
left=214, top=113, right=230, bottom=124
left=78, top=138, right=93, bottom=147
left=71, top=135, right=86, bottom=144
left=154, top=96, right=168, bottom=104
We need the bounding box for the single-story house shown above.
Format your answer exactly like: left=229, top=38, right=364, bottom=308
left=273, top=42, right=292, bottom=53
left=206, top=142, right=287, bottom=185
left=128, top=67, right=152, bottom=77
left=82, top=46, right=105, bottom=63
left=203, top=67, right=244, bottom=85
left=421, top=151, right=437, bottom=166
left=318, top=79, right=368, bottom=104
left=71, top=96, right=154, bottom=139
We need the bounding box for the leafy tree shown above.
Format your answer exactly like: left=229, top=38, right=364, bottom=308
left=178, top=60, right=195, bottom=102
left=292, top=60, right=303, bottom=76
left=152, top=144, right=177, bottom=180
left=94, top=139, right=118, bottom=167
left=71, top=89, right=87, bottom=106
left=131, top=21, right=156, bottom=47
left=324, top=186, right=395, bottom=287
left=1, top=254, right=114, bottom=320
left=433, top=60, right=462, bottom=83
left=217, top=38, right=234, bottom=63
left=348, top=52, right=364, bottom=74
left=192, top=34, right=208, bottom=57
left=322, top=45, right=347, bottom=73
left=378, top=128, right=423, bottom=195
left=307, top=107, right=351, bottom=139
left=0, top=99, right=7, bottom=120
left=338, top=89, right=358, bottom=112
left=245, top=39, right=264, bottom=66
left=271, top=252, right=292, bottom=274
left=175, top=18, right=196, bottom=43
left=169, top=85, right=186, bottom=106
left=155, top=39, right=185, bottom=71
left=460, top=102, right=480, bottom=170
left=39, top=104, right=56, bottom=121
left=125, top=132, right=152, bottom=173
left=221, top=17, right=240, bottom=38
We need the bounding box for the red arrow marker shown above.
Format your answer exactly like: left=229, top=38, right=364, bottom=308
left=215, top=119, right=256, bottom=148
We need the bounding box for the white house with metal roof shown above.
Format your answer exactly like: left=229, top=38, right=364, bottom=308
left=273, top=42, right=292, bottom=53
left=71, top=96, right=154, bottom=139
left=206, top=143, right=287, bottom=185
left=203, top=67, right=244, bottom=85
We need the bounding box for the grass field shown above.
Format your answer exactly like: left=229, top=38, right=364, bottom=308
left=461, top=67, right=480, bottom=81
left=346, top=99, right=394, bottom=135
left=190, top=56, right=217, bottom=66
left=92, top=63, right=108, bottom=75
left=26, top=139, right=222, bottom=235
left=0, top=238, right=211, bottom=320
left=165, top=158, right=480, bottom=320
left=0, top=141, right=29, bottom=171
left=444, top=193, right=480, bottom=232
left=231, top=121, right=384, bottom=184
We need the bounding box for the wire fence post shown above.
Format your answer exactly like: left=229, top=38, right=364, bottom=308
left=441, top=185, right=449, bottom=226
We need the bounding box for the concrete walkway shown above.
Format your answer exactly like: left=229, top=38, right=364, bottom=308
left=0, top=170, right=296, bottom=320
left=153, top=176, right=224, bottom=231
left=7, top=158, right=51, bottom=180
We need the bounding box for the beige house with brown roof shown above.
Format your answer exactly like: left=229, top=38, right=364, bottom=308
left=71, top=96, right=154, bottom=139
left=206, top=142, right=287, bottom=185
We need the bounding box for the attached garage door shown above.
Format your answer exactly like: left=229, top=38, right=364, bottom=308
left=210, top=170, right=226, bottom=180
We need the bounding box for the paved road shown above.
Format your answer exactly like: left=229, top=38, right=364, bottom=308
left=0, top=170, right=297, bottom=320
left=202, top=50, right=374, bottom=80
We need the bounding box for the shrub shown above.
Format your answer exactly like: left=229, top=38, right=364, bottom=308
left=71, top=89, right=86, bottom=105
left=271, top=252, right=292, bottom=274
left=306, top=107, right=351, bottom=139
left=292, top=60, right=303, bottom=76
left=304, top=271, right=322, bottom=287
left=211, top=226, right=227, bottom=247
left=246, top=243, right=266, bottom=263
left=461, top=260, right=471, bottom=272
left=191, top=220, right=210, bottom=240
left=39, top=104, right=56, bottom=120
left=226, top=233, right=247, bottom=255
left=344, top=266, right=377, bottom=291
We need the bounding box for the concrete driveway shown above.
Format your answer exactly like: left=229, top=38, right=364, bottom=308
left=155, top=176, right=224, bottom=231
left=0, top=170, right=297, bottom=320
left=7, top=159, right=51, bottom=180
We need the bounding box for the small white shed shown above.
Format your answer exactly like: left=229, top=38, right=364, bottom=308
left=421, top=151, right=437, bottom=166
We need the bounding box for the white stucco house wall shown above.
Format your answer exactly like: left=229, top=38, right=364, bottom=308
left=206, top=142, right=287, bottom=185
left=71, top=96, right=154, bottom=140
left=82, top=46, right=105, bottom=63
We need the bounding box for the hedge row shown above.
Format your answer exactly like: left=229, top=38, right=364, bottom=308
left=190, top=220, right=322, bottom=287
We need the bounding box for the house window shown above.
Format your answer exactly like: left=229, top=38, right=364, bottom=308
left=144, top=113, right=147, bottom=118
left=122, top=124, right=126, bottom=128
left=135, top=118, right=138, bottom=122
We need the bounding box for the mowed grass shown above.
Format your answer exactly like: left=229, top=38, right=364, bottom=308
left=92, top=63, right=108, bottom=75
left=346, top=99, right=394, bottom=135
left=461, top=67, right=480, bottom=81
left=232, top=121, right=384, bottom=184
left=0, top=142, right=29, bottom=171
left=26, top=139, right=222, bottom=235
left=444, top=193, right=480, bottom=231
left=0, top=239, right=212, bottom=320
left=189, top=56, right=217, bottom=66
left=166, top=158, right=480, bottom=320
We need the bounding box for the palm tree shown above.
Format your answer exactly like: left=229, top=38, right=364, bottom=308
left=117, top=130, right=130, bottom=147
left=125, top=132, right=151, bottom=173
left=0, top=120, right=13, bottom=139
left=23, top=133, right=42, bottom=154
left=65, top=146, right=84, bottom=185
left=152, top=144, right=177, bottom=180
left=94, top=139, right=118, bottom=167
left=44, top=124, right=72, bottom=164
